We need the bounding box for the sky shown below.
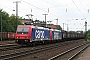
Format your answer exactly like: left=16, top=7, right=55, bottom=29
left=0, top=0, right=90, bottom=31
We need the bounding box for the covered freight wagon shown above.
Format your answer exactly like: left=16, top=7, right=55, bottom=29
left=0, top=32, right=15, bottom=40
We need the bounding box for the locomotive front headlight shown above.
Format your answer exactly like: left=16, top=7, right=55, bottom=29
left=17, top=37, right=18, bottom=38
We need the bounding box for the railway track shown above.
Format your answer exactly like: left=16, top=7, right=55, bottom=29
left=48, top=42, right=90, bottom=60
left=0, top=44, right=18, bottom=47
left=0, top=45, right=22, bottom=52
left=0, top=40, right=81, bottom=60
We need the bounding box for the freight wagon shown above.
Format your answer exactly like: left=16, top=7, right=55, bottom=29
left=0, top=32, right=15, bottom=40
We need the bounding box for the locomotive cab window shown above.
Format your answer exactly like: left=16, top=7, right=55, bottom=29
left=17, top=28, right=29, bottom=34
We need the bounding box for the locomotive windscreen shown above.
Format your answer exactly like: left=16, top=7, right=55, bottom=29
left=17, top=28, right=29, bottom=34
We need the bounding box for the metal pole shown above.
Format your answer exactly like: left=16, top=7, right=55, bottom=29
left=55, top=19, right=58, bottom=25
left=85, top=21, right=87, bottom=32
left=85, top=21, right=87, bottom=41
left=16, top=2, right=18, bottom=28
left=42, top=14, right=48, bottom=27
left=13, top=1, right=20, bottom=29
left=56, top=19, right=58, bottom=25
left=67, top=24, right=69, bottom=31
left=63, top=23, right=64, bottom=30
left=1, top=13, right=2, bottom=41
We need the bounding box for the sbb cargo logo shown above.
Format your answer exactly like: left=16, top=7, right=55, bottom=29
left=35, top=30, right=45, bottom=39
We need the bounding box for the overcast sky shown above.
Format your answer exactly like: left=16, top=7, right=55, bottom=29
left=0, top=0, right=90, bottom=31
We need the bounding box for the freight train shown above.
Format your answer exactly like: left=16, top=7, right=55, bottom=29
left=15, top=25, right=85, bottom=45
left=0, top=32, right=15, bottom=40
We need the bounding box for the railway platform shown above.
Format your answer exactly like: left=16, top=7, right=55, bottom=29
left=77, top=42, right=90, bottom=60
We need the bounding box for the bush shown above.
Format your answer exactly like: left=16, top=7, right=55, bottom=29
left=87, top=33, right=90, bottom=40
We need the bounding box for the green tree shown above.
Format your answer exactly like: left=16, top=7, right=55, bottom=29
left=87, top=33, right=90, bottom=40
left=56, top=25, right=62, bottom=30
left=9, top=14, right=22, bottom=32
left=0, top=9, right=22, bottom=32
left=0, top=9, right=9, bottom=32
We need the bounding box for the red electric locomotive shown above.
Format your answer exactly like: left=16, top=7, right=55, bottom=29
left=15, top=25, right=62, bottom=45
